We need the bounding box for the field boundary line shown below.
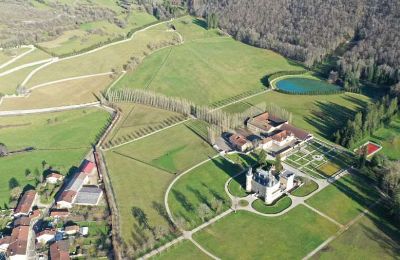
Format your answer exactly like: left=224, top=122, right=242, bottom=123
left=0, top=58, right=54, bottom=77
left=0, top=45, right=35, bottom=69
left=303, top=200, right=381, bottom=259
left=0, top=102, right=100, bottom=116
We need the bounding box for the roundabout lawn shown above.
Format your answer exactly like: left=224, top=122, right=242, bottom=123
left=291, top=178, right=319, bottom=197
left=252, top=196, right=292, bottom=214
left=193, top=205, right=338, bottom=259
left=239, top=200, right=249, bottom=207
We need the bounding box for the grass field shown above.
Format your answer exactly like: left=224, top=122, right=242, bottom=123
left=0, top=64, right=41, bottom=94
left=168, top=155, right=254, bottom=230
left=306, top=173, right=381, bottom=225
left=312, top=205, right=400, bottom=259
left=0, top=108, right=110, bottom=207
left=151, top=239, right=210, bottom=260
left=25, top=25, right=176, bottom=88
left=0, top=49, right=51, bottom=73
left=114, top=17, right=303, bottom=105
left=193, top=205, right=338, bottom=259
left=0, top=75, right=113, bottom=111
left=355, top=115, right=400, bottom=160
left=38, top=10, right=157, bottom=56
left=292, top=178, right=319, bottom=197
left=0, top=47, right=31, bottom=65
left=105, top=103, right=185, bottom=144
left=223, top=91, right=372, bottom=142
left=113, top=123, right=216, bottom=174
left=252, top=196, right=292, bottom=214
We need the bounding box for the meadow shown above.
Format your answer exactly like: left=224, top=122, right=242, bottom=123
left=114, top=17, right=303, bottom=105
left=306, top=173, right=381, bottom=225
left=193, top=205, right=338, bottom=259
left=0, top=48, right=51, bottom=73
left=168, top=154, right=255, bottom=230
left=151, top=240, right=209, bottom=260
left=0, top=64, right=40, bottom=94
left=0, top=108, right=110, bottom=207
left=0, top=47, right=31, bottom=65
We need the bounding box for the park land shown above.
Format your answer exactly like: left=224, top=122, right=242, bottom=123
left=0, top=3, right=398, bottom=259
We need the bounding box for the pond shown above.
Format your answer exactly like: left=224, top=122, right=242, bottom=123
left=275, top=77, right=341, bottom=94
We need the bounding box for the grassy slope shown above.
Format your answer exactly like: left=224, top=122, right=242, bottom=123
left=114, top=17, right=303, bottom=105
left=114, top=123, right=216, bottom=174
left=38, top=10, right=157, bottom=56
left=151, top=239, right=210, bottom=260
left=306, top=174, right=380, bottom=225
left=223, top=91, right=371, bottom=142
left=193, top=205, right=338, bottom=259
left=0, top=64, right=40, bottom=94
left=0, top=108, right=109, bottom=206
left=26, top=29, right=175, bottom=88
left=0, top=49, right=51, bottom=73
left=168, top=155, right=254, bottom=230
left=0, top=74, right=113, bottom=111
left=0, top=47, right=31, bottom=65
left=313, top=205, right=400, bottom=259
left=105, top=103, right=184, bottom=143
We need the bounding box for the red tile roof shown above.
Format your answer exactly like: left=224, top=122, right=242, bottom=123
left=7, top=226, right=29, bottom=257
left=80, top=160, right=95, bottom=174
left=50, top=240, right=70, bottom=260
left=50, top=209, right=69, bottom=218
left=58, top=190, right=77, bottom=203
left=14, top=190, right=36, bottom=215
left=64, top=225, right=79, bottom=233
left=280, top=124, right=311, bottom=140
left=271, top=130, right=291, bottom=142
left=0, top=236, right=11, bottom=246
left=229, top=134, right=248, bottom=147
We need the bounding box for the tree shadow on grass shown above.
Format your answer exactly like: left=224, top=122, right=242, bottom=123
left=192, top=18, right=207, bottom=29
left=187, top=185, right=211, bottom=209
left=171, top=189, right=194, bottom=212
left=305, top=101, right=360, bottom=140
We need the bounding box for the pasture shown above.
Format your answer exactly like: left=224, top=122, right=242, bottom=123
left=114, top=17, right=303, bottom=105
left=0, top=74, right=113, bottom=111
left=151, top=240, right=209, bottom=260
left=0, top=64, right=41, bottom=94
left=193, top=205, right=338, bottom=259
left=0, top=47, right=31, bottom=65
left=223, top=91, right=372, bottom=142
left=0, top=48, right=51, bottom=73
left=0, top=108, right=110, bottom=207
left=306, top=173, right=381, bottom=225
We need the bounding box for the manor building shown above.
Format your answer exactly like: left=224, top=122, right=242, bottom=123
left=246, top=165, right=295, bottom=204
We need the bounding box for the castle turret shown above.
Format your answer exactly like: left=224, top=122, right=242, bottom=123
left=246, top=168, right=253, bottom=192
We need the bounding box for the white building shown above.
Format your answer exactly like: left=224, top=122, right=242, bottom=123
left=36, top=229, right=56, bottom=244
left=246, top=165, right=295, bottom=204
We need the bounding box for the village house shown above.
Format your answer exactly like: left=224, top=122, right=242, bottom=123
left=80, top=160, right=96, bottom=175
left=64, top=225, right=79, bottom=236
left=50, top=209, right=69, bottom=219
left=13, top=216, right=30, bottom=227
left=49, top=240, right=70, bottom=260
left=14, top=190, right=37, bottom=218
left=7, top=226, right=29, bottom=260
left=246, top=165, right=295, bottom=204
left=36, top=229, right=56, bottom=244
left=74, top=186, right=103, bottom=206
left=46, top=173, right=64, bottom=184
left=0, top=236, right=11, bottom=252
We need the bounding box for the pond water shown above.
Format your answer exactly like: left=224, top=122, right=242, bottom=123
left=275, top=77, right=341, bottom=94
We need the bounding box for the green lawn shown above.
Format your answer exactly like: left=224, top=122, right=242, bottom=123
left=356, top=115, right=400, bottom=160
left=105, top=103, right=185, bottom=145
left=223, top=91, right=372, bottom=142
left=313, top=205, right=400, bottom=259
left=306, top=173, right=381, bottom=225
left=0, top=47, right=31, bottom=65
left=252, top=196, right=292, bottom=214
left=193, top=205, right=339, bottom=259
left=114, top=17, right=303, bottom=105
left=292, top=178, right=319, bottom=197
left=228, top=173, right=248, bottom=198
left=0, top=64, right=41, bottom=94
left=168, top=156, right=246, bottom=230
left=0, top=108, right=109, bottom=207
left=113, top=123, right=216, bottom=174
left=150, top=239, right=210, bottom=260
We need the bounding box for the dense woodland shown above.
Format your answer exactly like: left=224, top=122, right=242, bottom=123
left=187, top=0, right=400, bottom=88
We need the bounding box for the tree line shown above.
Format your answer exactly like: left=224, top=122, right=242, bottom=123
left=334, top=95, right=398, bottom=148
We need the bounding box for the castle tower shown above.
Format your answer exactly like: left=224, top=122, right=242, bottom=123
left=246, top=168, right=253, bottom=192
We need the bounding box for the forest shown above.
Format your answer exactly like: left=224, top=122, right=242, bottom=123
left=187, top=0, right=400, bottom=89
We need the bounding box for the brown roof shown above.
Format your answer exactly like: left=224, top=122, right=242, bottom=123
left=30, top=209, right=41, bottom=219
left=229, top=134, right=248, bottom=147
left=14, top=190, right=36, bottom=215
left=13, top=216, right=31, bottom=227
left=50, top=209, right=69, bottom=218
left=64, top=225, right=79, bottom=232
left=280, top=124, right=311, bottom=140
left=248, top=112, right=287, bottom=132
left=7, top=226, right=29, bottom=257
left=0, top=236, right=11, bottom=245
left=50, top=240, right=70, bottom=260
left=58, top=190, right=77, bottom=203
left=271, top=130, right=292, bottom=142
